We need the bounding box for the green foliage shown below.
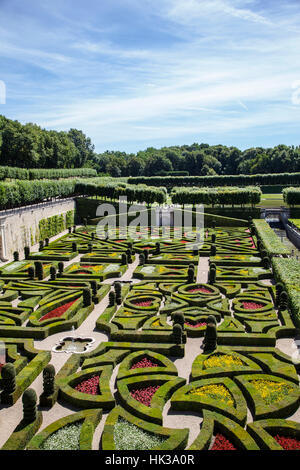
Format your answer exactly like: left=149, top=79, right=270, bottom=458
left=283, top=187, right=300, bottom=207
left=253, top=220, right=291, bottom=256
left=171, top=186, right=262, bottom=207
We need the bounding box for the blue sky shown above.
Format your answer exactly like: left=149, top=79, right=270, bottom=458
left=1, top=0, right=300, bottom=153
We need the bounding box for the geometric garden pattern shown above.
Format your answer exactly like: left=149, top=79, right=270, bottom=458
left=1, top=224, right=300, bottom=450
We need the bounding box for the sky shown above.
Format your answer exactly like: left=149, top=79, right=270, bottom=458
left=0, top=0, right=300, bottom=153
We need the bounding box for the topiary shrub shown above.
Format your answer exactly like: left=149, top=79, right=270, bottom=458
left=83, top=288, right=92, bottom=307
left=172, top=323, right=183, bottom=344
left=203, top=316, right=217, bottom=353
left=143, top=249, right=149, bottom=262
left=39, top=240, right=44, bottom=251
left=13, top=251, right=19, bottom=261
left=173, top=312, right=185, bottom=329
left=88, top=243, right=93, bottom=253
left=210, top=244, right=216, bottom=256
left=211, top=233, right=216, bottom=243
left=58, top=261, right=64, bottom=275
left=209, top=267, right=216, bottom=285
left=43, top=364, right=56, bottom=396
left=73, top=225, right=76, bottom=233
left=109, top=291, right=116, bottom=307
left=28, top=266, right=35, bottom=280
left=22, top=388, right=37, bottom=423
left=121, top=253, right=128, bottom=265
left=262, top=257, right=270, bottom=269
left=68, top=226, right=72, bottom=233
left=188, top=267, right=195, bottom=283
left=72, top=242, right=77, bottom=252
left=24, top=246, right=30, bottom=260
left=2, top=363, right=16, bottom=395
left=50, top=266, right=56, bottom=281
left=34, top=261, right=44, bottom=281
left=155, top=242, right=160, bottom=254
left=45, top=238, right=49, bottom=246
left=139, top=253, right=145, bottom=265
left=279, top=291, right=288, bottom=310
left=90, top=281, right=98, bottom=296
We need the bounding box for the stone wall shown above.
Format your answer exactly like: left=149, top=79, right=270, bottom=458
left=0, top=198, right=76, bottom=261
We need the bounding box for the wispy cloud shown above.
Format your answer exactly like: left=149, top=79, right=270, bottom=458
left=0, top=0, right=300, bottom=151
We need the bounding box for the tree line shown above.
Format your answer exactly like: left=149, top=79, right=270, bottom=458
left=1, top=115, right=300, bottom=177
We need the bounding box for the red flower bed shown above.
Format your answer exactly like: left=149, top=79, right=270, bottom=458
left=242, top=302, right=264, bottom=310
left=130, top=358, right=159, bottom=369
left=80, top=265, right=94, bottom=268
left=130, top=385, right=161, bottom=407
left=75, top=375, right=100, bottom=395
left=211, top=434, right=237, bottom=450
left=274, top=435, right=300, bottom=450
left=77, top=271, right=92, bottom=275
left=187, top=287, right=213, bottom=294
left=185, top=321, right=206, bottom=328
left=132, top=300, right=153, bottom=307
left=39, top=299, right=78, bottom=322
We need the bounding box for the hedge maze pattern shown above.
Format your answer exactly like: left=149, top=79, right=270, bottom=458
left=1, top=225, right=300, bottom=451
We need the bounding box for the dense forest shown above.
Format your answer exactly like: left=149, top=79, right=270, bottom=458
left=1, top=114, right=300, bottom=177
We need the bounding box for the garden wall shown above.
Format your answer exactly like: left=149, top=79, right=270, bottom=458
left=0, top=198, right=76, bottom=260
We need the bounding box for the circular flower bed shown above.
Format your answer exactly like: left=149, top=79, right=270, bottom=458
left=130, top=358, right=159, bottom=369
left=74, top=374, right=100, bottom=395
left=211, top=433, right=237, bottom=450
left=204, top=354, right=244, bottom=369
left=130, top=385, right=161, bottom=407
left=274, top=435, right=300, bottom=450
left=187, top=287, right=213, bottom=294
left=188, top=384, right=235, bottom=407
left=39, top=299, right=78, bottom=322
left=250, top=379, right=293, bottom=405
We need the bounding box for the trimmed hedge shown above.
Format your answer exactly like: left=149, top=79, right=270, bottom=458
left=253, top=219, right=291, bottom=256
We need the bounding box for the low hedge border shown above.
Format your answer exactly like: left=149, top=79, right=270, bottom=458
left=117, top=349, right=178, bottom=381
left=101, top=406, right=189, bottom=450
left=26, top=409, right=102, bottom=450
left=234, top=373, right=300, bottom=420
left=190, top=348, right=262, bottom=381
left=247, top=418, right=300, bottom=450
left=1, top=412, right=43, bottom=450
left=171, top=376, right=248, bottom=426
left=56, top=365, right=115, bottom=410
left=117, top=375, right=185, bottom=424
left=189, top=409, right=260, bottom=450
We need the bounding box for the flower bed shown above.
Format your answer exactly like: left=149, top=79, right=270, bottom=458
left=250, top=379, right=293, bottom=405
left=211, top=433, right=237, bottom=450
left=130, top=385, right=161, bottom=407
left=187, top=384, right=234, bottom=407
left=273, top=434, right=300, bottom=450
left=39, top=299, right=78, bottom=322
left=41, top=422, right=82, bottom=450
left=130, top=358, right=159, bottom=369
left=114, top=418, right=166, bottom=450
left=243, top=302, right=264, bottom=310
left=204, top=354, right=244, bottom=369
left=185, top=321, right=206, bottom=328
left=74, top=375, right=100, bottom=395
left=187, top=287, right=213, bottom=294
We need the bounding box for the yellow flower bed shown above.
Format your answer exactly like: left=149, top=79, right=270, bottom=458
left=152, top=319, right=161, bottom=328
left=188, top=384, right=235, bottom=407
left=204, top=354, right=244, bottom=369
left=250, top=379, right=293, bottom=405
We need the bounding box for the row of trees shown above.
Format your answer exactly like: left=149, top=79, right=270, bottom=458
left=2, top=115, right=300, bottom=178
left=0, top=166, right=97, bottom=180
left=128, top=173, right=300, bottom=189
left=171, top=186, right=262, bottom=208
left=0, top=179, right=167, bottom=210
left=283, top=188, right=300, bottom=207
left=75, top=182, right=167, bottom=206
